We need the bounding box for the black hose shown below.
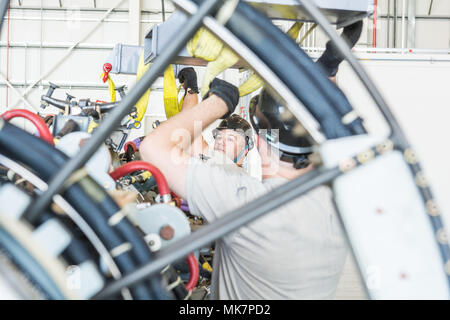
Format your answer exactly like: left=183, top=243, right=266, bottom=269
left=0, top=121, right=160, bottom=299
left=194, top=0, right=366, bottom=138
left=55, top=120, right=80, bottom=139
left=97, top=197, right=169, bottom=299
left=316, top=21, right=363, bottom=77
left=162, top=265, right=190, bottom=300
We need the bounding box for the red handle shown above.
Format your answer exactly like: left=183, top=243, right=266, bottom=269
left=185, top=253, right=199, bottom=291
left=1, top=109, right=54, bottom=146
left=109, top=161, right=171, bottom=197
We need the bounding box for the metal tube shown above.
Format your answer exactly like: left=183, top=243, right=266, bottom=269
left=0, top=42, right=114, bottom=50
left=394, top=0, right=397, bottom=48
left=387, top=0, right=390, bottom=48
left=373, top=0, right=377, bottom=48
left=407, top=0, right=416, bottom=48
left=22, top=0, right=220, bottom=223
left=94, top=167, right=342, bottom=299
left=428, top=0, right=434, bottom=15
left=379, top=15, right=450, bottom=20
left=4, top=15, right=162, bottom=24
left=8, top=6, right=173, bottom=15
left=401, top=0, right=406, bottom=53
left=0, top=72, right=38, bottom=111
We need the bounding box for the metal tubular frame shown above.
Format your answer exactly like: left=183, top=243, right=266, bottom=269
left=1, top=0, right=449, bottom=299
left=94, top=0, right=450, bottom=298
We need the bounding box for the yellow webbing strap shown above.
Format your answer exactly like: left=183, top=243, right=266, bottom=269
left=297, top=23, right=317, bottom=45
left=163, top=65, right=182, bottom=119
left=238, top=22, right=305, bottom=97
left=100, top=73, right=117, bottom=103
left=135, top=50, right=151, bottom=123
left=187, top=22, right=309, bottom=98
left=200, top=47, right=239, bottom=97
left=238, top=72, right=264, bottom=97
left=87, top=120, right=99, bottom=134
left=187, top=28, right=223, bottom=62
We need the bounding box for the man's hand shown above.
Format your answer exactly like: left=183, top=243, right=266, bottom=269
left=178, top=67, right=199, bottom=94
left=203, top=78, right=240, bottom=119
left=316, top=20, right=363, bottom=77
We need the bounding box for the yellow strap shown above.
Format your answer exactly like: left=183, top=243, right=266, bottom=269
left=186, top=23, right=310, bottom=99
left=140, top=171, right=152, bottom=180
left=163, top=65, right=181, bottom=119
left=135, top=50, right=151, bottom=123
left=202, top=261, right=213, bottom=272
left=298, top=23, right=317, bottom=45
left=200, top=47, right=239, bottom=97
left=287, top=21, right=304, bottom=40
left=187, top=28, right=223, bottom=61
left=87, top=120, right=99, bottom=134
left=100, top=73, right=116, bottom=102
left=238, top=73, right=264, bottom=97
left=237, top=22, right=306, bottom=97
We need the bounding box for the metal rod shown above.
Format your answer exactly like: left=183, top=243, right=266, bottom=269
left=428, top=0, right=433, bottom=15
left=22, top=0, right=220, bottom=223
left=8, top=6, right=173, bottom=15
left=394, top=0, right=397, bottom=48
left=0, top=41, right=114, bottom=50
left=4, top=15, right=162, bottom=23
left=161, top=0, right=166, bottom=22
left=401, top=0, right=406, bottom=53
left=94, top=167, right=342, bottom=299
left=0, top=72, right=38, bottom=111
left=373, top=0, right=377, bottom=48
left=300, top=46, right=450, bottom=55
left=387, top=0, right=390, bottom=48
left=407, top=0, right=416, bottom=48
left=379, top=15, right=450, bottom=20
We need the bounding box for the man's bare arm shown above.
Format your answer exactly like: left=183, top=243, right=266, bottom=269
left=181, top=92, right=210, bottom=157
left=140, top=95, right=228, bottom=199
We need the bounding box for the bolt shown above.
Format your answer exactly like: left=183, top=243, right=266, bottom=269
left=160, top=225, right=175, bottom=240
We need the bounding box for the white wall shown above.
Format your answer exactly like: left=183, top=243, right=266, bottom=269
left=338, top=52, right=450, bottom=237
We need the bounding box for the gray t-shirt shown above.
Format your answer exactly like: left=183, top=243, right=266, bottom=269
left=186, top=158, right=348, bottom=300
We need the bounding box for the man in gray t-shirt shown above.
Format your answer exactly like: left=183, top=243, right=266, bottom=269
left=140, top=78, right=347, bottom=299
